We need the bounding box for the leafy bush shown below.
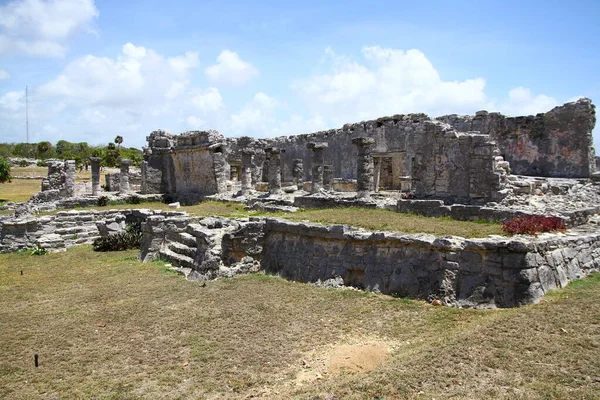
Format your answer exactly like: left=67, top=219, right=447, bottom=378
left=97, top=196, right=109, bottom=207
left=30, top=245, right=48, bottom=256
left=92, top=222, right=143, bottom=252
left=128, top=195, right=142, bottom=204
left=18, top=159, right=29, bottom=167
left=502, top=215, right=566, bottom=236
left=0, top=156, right=11, bottom=183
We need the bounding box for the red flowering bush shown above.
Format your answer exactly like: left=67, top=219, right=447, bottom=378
left=502, top=215, right=566, bottom=236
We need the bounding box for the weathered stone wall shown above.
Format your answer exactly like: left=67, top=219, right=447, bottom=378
left=0, top=209, right=182, bottom=253
left=410, top=124, right=508, bottom=202
left=144, top=130, right=229, bottom=201
left=260, top=219, right=600, bottom=308
left=437, top=98, right=596, bottom=178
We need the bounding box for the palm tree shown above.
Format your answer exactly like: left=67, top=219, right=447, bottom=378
left=114, top=135, right=124, bottom=149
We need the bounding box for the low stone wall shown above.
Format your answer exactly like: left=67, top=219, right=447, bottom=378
left=396, top=199, right=598, bottom=227
left=260, top=219, right=600, bottom=308
left=293, top=195, right=378, bottom=210
left=0, top=209, right=185, bottom=253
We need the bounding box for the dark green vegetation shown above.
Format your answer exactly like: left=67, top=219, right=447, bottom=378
left=0, top=246, right=598, bottom=399
left=0, top=139, right=143, bottom=167
left=0, top=156, right=11, bottom=183
left=92, top=222, right=143, bottom=252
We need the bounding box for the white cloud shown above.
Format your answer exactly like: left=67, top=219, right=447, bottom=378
left=499, top=87, right=558, bottom=116
left=293, top=46, right=492, bottom=124
left=38, top=42, right=200, bottom=108
left=0, top=91, right=23, bottom=111
left=191, top=87, right=223, bottom=112
left=0, top=0, right=99, bottom=57
left=229, top=92, right=279, bottom=135
left=205, top=50, right=259, bottom=86
left=0, top=69, right=10, bottom=80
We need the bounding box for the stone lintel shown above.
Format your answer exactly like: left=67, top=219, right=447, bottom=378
left=352, top=137, right=376, bottom=147
left=307, top=142, right=328, bottom=150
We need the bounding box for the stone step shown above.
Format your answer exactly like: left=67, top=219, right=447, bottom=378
left=168, top=241, right=197, bottom=258
left=159, top=249, right=195, bottom=269
left=177, top=232, right=197, bottom=247
left=187, top=223, right=209, bottom=238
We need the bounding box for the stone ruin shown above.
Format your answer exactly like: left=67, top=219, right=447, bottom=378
left=1, top=98, right=599, bottom=308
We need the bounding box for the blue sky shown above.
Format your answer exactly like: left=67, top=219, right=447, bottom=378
left=0, top=0, right=598, bottom=149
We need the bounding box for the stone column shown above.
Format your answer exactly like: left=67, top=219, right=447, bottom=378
left=63, top=160, right=76, bottom=197
left=352, top=137, right=376, bottom=199
left=307, top=142, right=328, bottom=193
left=119, top=158, right=132, bottom=193
left=141, top=160, right=148, bottom=194
left=323, top=165, right=333, bottom=191
left=373, top=157, right=381, bottom=192
left=292, top=159, right=304, bottom=188
left=90, top=157, right=102, bottom=196
left=265, top=147, right=284, bottom=195
left=241, top=149, right=255, bottom=196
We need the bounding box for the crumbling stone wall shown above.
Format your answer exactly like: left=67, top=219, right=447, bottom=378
left=144, top=130, right=230, bottom=201
left=0, top=209, right=181, bottom=253
left=411, top=124, right=508, bottom=202
left=437, top=98, right=596, bottom=178
left=260, top=219, right=600, bottom=308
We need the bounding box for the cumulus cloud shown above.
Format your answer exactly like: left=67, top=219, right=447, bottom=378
left=205, top=50, right=259, bottom=86
left=499, top=87, right=558, bottom=116
left=0, top=69, right=10, bottom=80
left=38, top=42, right=200, bottom=107
left=191, top=87, right=223, bottom=113
left=293, top=46, right=491, bottom=125
left=229, top=92, right=279, bottom=135
left=0, top=0, right=99, bottom=57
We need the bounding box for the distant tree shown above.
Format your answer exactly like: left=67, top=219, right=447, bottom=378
left=0, top=156, right=11, bottom=183
left=114, top=135, right=124, bottom=149
left=36, top=141, right=54, bottom=159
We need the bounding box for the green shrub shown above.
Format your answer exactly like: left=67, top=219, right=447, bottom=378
left=92, top=222, right=142, bottom=252
left=128, top=195, right=142, bottom=204
left=18, top=159, right=29, bottom=167
left=97, top=196, right=109, bottom=207
left=30, top=245, right=48, bottom=256
left=0, top=156, right=11, bottom=183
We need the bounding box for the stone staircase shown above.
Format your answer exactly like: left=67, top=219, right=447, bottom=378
left=158, top=227, right=201, bottom=270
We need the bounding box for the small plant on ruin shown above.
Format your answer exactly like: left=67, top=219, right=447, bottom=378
left=97, top=196, right=109, bottom=207
left=92, top=222, right=143, bottom=252
left=502, top=215, right=566, bottom=236
left=128, top=195, right=142, bottom=204
left=399, top=192, right=415, bottom=199
left=30, top=245, right=47, bottom=256
left=18, top=159, right=29, bottom=167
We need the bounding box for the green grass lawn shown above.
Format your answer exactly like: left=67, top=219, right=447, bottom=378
left=0, top=246, right=598, bottom=399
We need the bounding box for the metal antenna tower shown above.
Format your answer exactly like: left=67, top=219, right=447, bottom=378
left=26, top=85, right=29, bottom=143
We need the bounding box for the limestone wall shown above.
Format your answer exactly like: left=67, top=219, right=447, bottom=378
left=437, top=98, right=596, bottom=178
left=0, top=209, right=184, bottom=253
left=260, top=219, right=600, bottom=308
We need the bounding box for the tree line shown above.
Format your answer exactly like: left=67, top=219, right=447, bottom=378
left=0, top=136, right=143, bottom=168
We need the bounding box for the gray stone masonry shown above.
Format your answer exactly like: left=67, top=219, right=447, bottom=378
left=265, top=147, right=284, bottom=195
left=0, top=209, right=185, bottom=253
left=437, top=98, right=596, bottom=178
left=261, top=218, right=600, bottom=308
left=137, top=214, right=600, bottom=308
left=352, top=137, right=376, bottom=199
left=323, top=165, right=333, bottom=191
left=241, top=149, right=256, bottom=195
left=61, top=160, right=76, bottom=198
left=90, top=157, right=102, bottom=196
left=292, top=159, right=304, bottom=187
left=307, top=142, right=328, bottom=193
left=119, top=158, right=132, bottom=193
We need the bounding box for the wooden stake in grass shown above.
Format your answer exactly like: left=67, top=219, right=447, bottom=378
left=20, top=270, right=23, bottom=275
left=34, top=354, right=38, bottom=367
